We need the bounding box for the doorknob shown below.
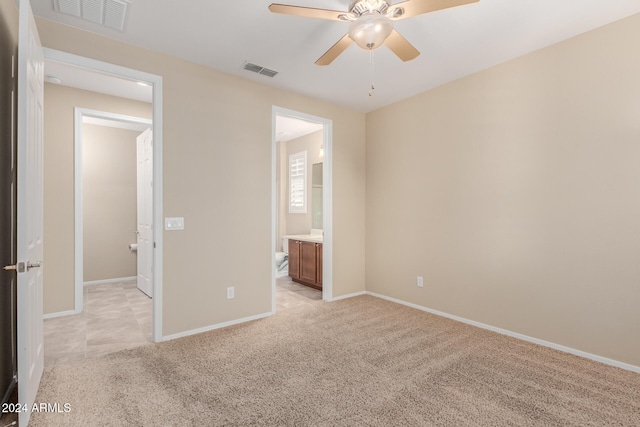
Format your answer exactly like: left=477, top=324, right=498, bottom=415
left=3, top=261, right=41, bottom=273
left=4, top=262, right=26, bottom=273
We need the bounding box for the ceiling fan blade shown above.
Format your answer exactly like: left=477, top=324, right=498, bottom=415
left=389, top=0, right=479, bottom=20
left=268, top=4, right=347, bottom=21
left=315, top=34, right=353, bottom=66
left=385, top=30, right=420, bottom=61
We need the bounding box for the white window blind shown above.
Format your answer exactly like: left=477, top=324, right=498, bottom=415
left=289, top=151, right=307, bottom=213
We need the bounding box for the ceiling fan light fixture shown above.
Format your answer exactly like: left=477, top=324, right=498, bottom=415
left=348, top=13, right=393, bottom=50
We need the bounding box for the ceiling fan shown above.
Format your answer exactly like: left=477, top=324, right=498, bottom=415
left=268, top=0, right=479, bottom=66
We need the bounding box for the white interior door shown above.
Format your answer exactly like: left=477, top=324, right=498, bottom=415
left=136, top=128, right=153, bottom=297
left=16, top=0, right=44, bottom=424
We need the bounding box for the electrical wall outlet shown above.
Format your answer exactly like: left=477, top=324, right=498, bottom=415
left=227, top=286, right=235, bottom=299
left=417, top=276, right=424, bottom=288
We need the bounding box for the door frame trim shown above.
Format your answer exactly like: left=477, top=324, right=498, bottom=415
left=73, top=107, right=151, bottom=312
left=271, top=106, right=333, bottom=310
left=43, top=48, right=164, bottom=342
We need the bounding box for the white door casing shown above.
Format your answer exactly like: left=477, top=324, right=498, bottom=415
left=16, top=0, right=44, bottom=424
left=137, top=128, right=153, bottom=297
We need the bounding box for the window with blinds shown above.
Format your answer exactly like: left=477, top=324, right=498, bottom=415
left=289, top=151, right=307, bottom=213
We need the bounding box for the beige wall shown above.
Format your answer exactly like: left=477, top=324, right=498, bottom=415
left=82, top=124, right=139, bottom=282
left=366, top=14, right=640, bottom=366
left=0, top=1, right=17, bottom=50
left=276, top=140, right=285, bottom=252
left=37, top=19, right=367, bottom=334
left=43, top=84, right=152, bottom=313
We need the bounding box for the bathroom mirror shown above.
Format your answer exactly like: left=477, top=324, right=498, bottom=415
left=312, top=162, right=323, bottom=230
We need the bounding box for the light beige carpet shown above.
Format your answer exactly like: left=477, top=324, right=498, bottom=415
left=31, top=295, right=640, bottom=426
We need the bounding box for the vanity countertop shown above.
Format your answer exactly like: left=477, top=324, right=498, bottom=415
left=284, top=234, right=323, bottom=244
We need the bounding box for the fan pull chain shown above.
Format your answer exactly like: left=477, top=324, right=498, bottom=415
left=369, top=49, right=375, bottom=97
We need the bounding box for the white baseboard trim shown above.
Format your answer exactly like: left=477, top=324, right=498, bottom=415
left=83, top=276, right=136, bottom=286
left=366, top=291, right=640, bottom=374
left=161, top=311, right=273, bottom=342
left=329, top=290, right=366, bottom=302
left=43, top=309, right=79, bottom=320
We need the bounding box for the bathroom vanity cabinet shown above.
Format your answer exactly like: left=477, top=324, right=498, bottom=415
left=288, top=239, right=322, bottom=290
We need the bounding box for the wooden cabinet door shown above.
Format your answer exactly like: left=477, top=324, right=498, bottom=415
left=300, top=241, right=317, bottom=285
left=316, top=243, right=322, bottom=285
left=288, top=240, right=300, bottom=279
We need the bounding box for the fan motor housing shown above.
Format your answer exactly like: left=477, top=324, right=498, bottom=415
left=349, top=0, right=390, bottom=16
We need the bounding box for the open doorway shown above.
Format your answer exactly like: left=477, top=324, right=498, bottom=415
left=272, top=107, right=333, bottom=313
left=75, top=109, right=152, bottom=298
left=42, top=48, right=163, bottom=349
left=70, top=109, right=154, bottom=353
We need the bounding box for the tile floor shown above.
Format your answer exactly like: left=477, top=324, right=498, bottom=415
left=43, top=276, right=321, bottom=367
left=43, top=280, right=152, bottom=367
left=275, top=275, right=322, bottom=311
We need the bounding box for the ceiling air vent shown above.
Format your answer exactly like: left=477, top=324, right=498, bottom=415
left=53, top=0, right=131, bottom=31
left=242, top=61, right=278, bottom=78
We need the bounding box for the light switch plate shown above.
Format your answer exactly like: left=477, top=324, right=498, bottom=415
left=164, top=217, right=185, bottom=230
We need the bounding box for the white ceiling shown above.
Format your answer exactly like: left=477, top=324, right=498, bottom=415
left=83, top=116, right=151, bottom=132
left=276, top=116, right=323, bottom=142
left=32, top=0, right=640, bottom=113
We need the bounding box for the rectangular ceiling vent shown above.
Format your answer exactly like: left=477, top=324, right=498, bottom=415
left=242, top=61, right=278, bottom=78
left=54, top=0, right=131, bottom=31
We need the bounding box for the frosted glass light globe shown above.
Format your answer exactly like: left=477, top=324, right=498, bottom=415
left=348, top=13, right=393, bottom=50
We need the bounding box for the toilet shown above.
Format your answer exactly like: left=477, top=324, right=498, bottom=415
left=275, top=237, right=289, bottom=277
